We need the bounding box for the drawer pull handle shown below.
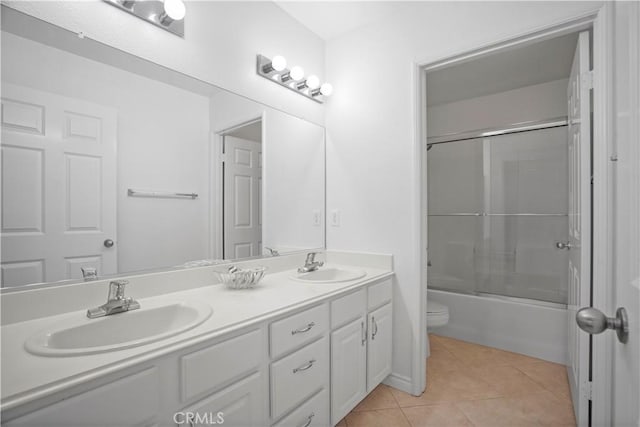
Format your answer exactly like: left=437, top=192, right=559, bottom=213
left=293, top=359, right=316, bottom=373
left=300, top=412, right=315, bottom=427
left=291, top=322, right=315, bottom=335
left=372, top=316, right=378, bottom=340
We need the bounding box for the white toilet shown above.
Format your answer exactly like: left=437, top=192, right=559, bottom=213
left=427, top=299, right=449, bottom=330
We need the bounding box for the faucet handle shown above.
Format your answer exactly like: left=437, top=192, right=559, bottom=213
left=305, top=252, right=318, bottom=263
left=108, top=279, right=129, bottom=300
left=81, top=267, right=98, bottom=280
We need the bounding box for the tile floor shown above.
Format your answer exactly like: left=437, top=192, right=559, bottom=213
left=337, top=334, right=576, bottom=427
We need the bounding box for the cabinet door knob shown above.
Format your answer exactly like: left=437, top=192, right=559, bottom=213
left=104, top=239, right=115, bottom=248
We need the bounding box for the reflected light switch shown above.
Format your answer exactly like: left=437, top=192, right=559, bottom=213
left=331, top=210, right=340, bottom=227
left=313, top=210, right=321, bottom=226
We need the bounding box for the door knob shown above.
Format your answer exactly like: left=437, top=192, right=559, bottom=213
left=556, top=241, right=573, bottom=250
left=103, top=239, right=114, bottom=248
left=576, top=307, right=629, bottom=343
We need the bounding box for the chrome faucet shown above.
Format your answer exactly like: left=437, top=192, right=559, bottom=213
left=265, top=247, right=280, bottom=257
left=298, top=252, right=324, bottom=273
left=87, top=280, right=141, bottom=318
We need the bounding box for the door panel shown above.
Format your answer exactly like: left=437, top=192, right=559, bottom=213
left=331, top=317, right=366, bottom=425
left=612, top=2, right=640, bottom=425
left=367, top=303, right=393, bottom=393
left=223, top=135, right=262, bottom=259
left=566, top=31, right=592, bottom=425
left=0, top=84, right=117, bottom=286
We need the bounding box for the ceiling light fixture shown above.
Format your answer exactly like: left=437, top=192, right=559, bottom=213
left=256, top=55, right=332, bottom=103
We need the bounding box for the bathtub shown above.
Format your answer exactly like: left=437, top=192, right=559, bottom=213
left=427, top=288, right=567, bottom=364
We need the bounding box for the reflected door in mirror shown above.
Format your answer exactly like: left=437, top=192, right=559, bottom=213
left=1, top=84, right=117, bottom=287
left=223, top=135, right=262, bottom=259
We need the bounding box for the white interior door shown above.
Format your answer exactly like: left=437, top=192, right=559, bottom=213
left=1, top=84, right=117, bottom=286
left=223, top=135, right=262, bottom=259
left=611, top=2, right=640, bottom=424
left=566, top=31, right=592, bottom=425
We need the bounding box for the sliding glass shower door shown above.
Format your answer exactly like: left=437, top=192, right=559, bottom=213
left=427, top=126, right=568, bottom=304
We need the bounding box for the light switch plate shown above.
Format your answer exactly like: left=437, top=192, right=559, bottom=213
left=313, top=210, right=321, bottom=226
left=331, top=210, right=341, bottom=227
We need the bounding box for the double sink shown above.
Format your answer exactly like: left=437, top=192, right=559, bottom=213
left=24, top=265, right=366, bottom=357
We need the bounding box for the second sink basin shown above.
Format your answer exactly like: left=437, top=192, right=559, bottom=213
left=292, top=267, right=366, bottom=283
left=25, top=301, right=213, bottom=357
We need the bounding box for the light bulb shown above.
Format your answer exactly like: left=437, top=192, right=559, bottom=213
left=290, top=66, right=304, bottom=81
left=306, top=75, right=320, bottom=90
left=163, top=0, right=185, bottom=20
left=320, top=83, right=333, bottom=96
left=272, top=55, right=287, bottom=72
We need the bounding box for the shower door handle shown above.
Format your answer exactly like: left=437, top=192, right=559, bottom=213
left=555, top=241, right=573, bottom=250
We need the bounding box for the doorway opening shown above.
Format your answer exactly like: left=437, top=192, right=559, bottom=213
left=219, top=119, right=263, bottom=260
left=417, top=11, right=611, bottom=426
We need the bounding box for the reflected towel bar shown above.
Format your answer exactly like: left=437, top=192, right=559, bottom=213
left=428, top=213, right=567, bottom=217
left=127, top=189, right=198, bottom=199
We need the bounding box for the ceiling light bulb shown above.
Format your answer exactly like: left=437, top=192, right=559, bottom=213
left=272, top=55, right=287, bottom=72
left=320, top=83, right=333, bottom=96
left=290, top=66, right=304, bottom=81
left=306, top=75, right=320, bottom=90
left=163, top=0, right=186, bottom=20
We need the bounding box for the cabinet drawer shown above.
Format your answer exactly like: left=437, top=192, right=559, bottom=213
left=176, top=372, right=263, bottom=427
left=270, top=337, right=328, bottom=420
left=331, top=289, right=366, bottom=329
left=270, top=304, right=328, bottom=359
left=367, top=279, right=392, bottom=310
left=5, top=367, right=159, bottom=427
left=272, top=389, right=329, bottom=427
left=181, top=329, right=261, bottom=402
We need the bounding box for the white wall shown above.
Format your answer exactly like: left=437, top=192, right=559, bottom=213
left=427, top=78, right=569, bottom=136
left=3, top=1, right=326, bottom=125
left=210, top=90, right=326, bottom=254
left=2, top=32, right=211, bottom=273
left=325, top=1, right=603, bottom=393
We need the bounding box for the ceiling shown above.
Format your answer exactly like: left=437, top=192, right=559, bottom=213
left=427, top=32, right=579, bottom=106
left=274, top=1, right=410, bottom=40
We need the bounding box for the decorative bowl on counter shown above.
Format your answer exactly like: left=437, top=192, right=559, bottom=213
left=215, top=265, right=267, bottom=289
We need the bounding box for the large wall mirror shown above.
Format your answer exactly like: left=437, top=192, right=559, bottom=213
left=0, top=7, right=325, bottom=289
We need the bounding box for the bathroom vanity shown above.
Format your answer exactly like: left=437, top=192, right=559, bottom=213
left=0, top=251, right=393, bottom=426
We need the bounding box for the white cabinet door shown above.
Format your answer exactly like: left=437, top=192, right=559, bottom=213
left=367, top=303, right=393, bottom=393
left=5, top=367, right=159, bottom=427
left=178, top=372, right=264, bottom=427
left=330, top=317, right=366, bottom=426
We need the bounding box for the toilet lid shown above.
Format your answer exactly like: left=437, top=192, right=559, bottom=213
left=427, top=300, right=448, bottom=314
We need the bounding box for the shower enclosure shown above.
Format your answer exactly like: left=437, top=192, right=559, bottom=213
left=427, top=119, right=568, bottom=305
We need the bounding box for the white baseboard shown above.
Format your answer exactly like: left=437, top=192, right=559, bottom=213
left=383, top=372, right=415, bottom=395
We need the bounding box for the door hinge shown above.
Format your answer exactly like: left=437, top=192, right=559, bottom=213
left=582, top=70, right=594, bottom=90
left=583, top=381, right=593, bottom=400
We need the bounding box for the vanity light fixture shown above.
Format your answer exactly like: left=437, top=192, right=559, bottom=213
left=257, top=54, right=332, bottom=103
left=103, top=0, right=185, bottom=37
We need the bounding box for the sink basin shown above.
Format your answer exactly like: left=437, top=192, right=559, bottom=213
left=25, top=301, right=213, bottom=357
left=292, top=268, right=366, bottom=283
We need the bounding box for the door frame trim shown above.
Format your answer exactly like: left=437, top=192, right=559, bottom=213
left=413, top=5, right=613, bottom=425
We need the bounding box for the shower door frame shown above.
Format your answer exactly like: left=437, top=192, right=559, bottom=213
left=414, top=4, right=614, bottom=426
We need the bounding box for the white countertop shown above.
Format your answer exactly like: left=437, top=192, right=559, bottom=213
left=1, top=262, right=393, bottom=411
